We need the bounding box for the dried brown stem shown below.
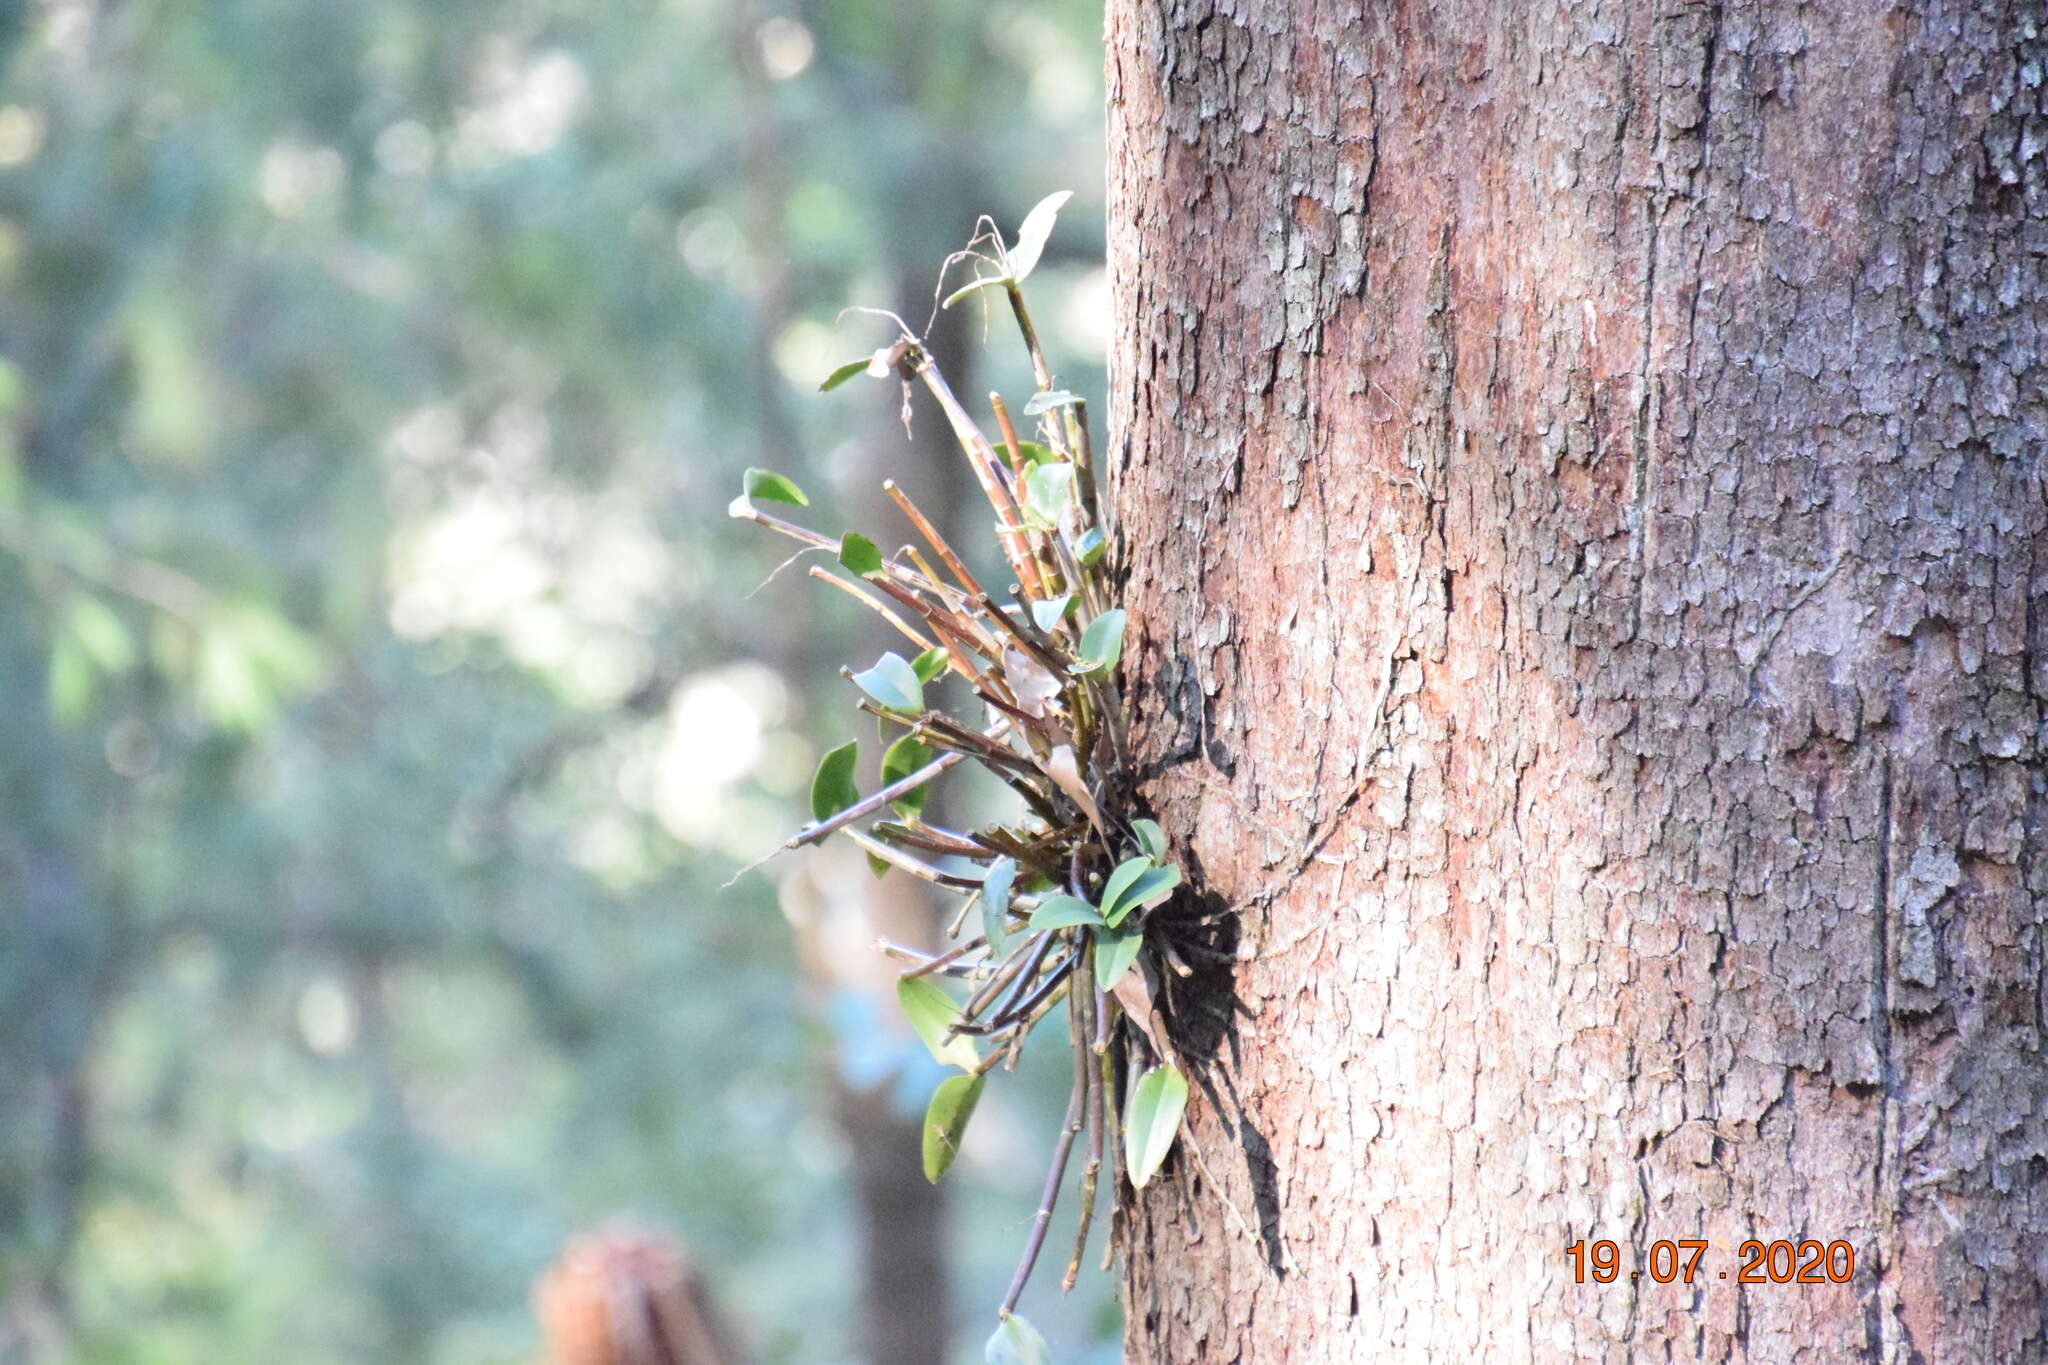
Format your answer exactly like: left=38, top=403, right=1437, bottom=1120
left=806, top=567, right=937, bottom=653
left=885, top=479, right=989, bottom=602
left=843, top=828, right=980, bottom=892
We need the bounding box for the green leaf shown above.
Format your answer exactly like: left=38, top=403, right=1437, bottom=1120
left=943, top=274, right=1010, bottom=309
left=839, top=531, right=883, bottom=576
left=1024, top=462, right=1075, bottom=530
left=742, top=467, right=808, bottom=506
left=1007, top=190, right=1073, bottom=283
left=1105, top=863, right=1181, bottom=928
left=1007, top=440, right=1058, bottom=469
left=1027, top=894, right=1102, bottom=930
left=1097, top=857, right=1154, bottom=925
left=1023, top=389, right=1081, bottom=416
left=922, top=1073, right=986, bottom=1183
left=189, top=604, right=322, bottom=732
left=1131, top=818, right=1167, bottom=863
left=981, top=857, right=1017, bottom=955
left=1096, top=924, right=1144, bottom=991
left=881, top=734, right=936, bottom=818
left=898, top=977, right=979, bottom=1071
left=809, top=741, right=860, bottom=822
left=1074, top=609, right=1126, bottom=677
left=1029, top=594, right=1073, bottom=633
left=985, top=1312, right=1052, bottom=1365
left=867, top=851, right=891, bottom=879
left=1124, top=1063, right=1189, bottom=1190
left=1073, top=527, right=1106, bottom=566
left=911, top=646, right=951, bottom=684
left=47, top=633, right=94, bottom=724
left=820, top=358, right=871, bottom=391
left=65, top=596, right=134, bottom=673
left=851, top=651, right=924, bottom=714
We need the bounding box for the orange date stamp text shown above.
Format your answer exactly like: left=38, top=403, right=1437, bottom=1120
left=1564, top=1238, right=1856, bottom=1285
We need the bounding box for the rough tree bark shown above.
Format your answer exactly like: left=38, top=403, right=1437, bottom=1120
left=1105, top=2, right=2046, bottom=1361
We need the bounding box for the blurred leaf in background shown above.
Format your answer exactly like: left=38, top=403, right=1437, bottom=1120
left=0, top=1, right=1111, bottom=1362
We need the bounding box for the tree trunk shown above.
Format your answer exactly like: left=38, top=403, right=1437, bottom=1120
left=1105, top=3, right=2047, bottom=1361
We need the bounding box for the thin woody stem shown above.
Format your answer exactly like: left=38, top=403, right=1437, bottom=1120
left=904, top=347, right=1032, bottom=542
left=866, top=574, right=1002, bottom=691
left=885, top=479, right=989, bottom=602
left=979, top=592, right=1073, bottom=677
left=998, top=1005, right=1086, bottom=1319
left=729, top=503, right=836, bottom=551
left=1003, top=282, right=1059, bottom=418
left=895, top=934, right=987, bottom=981
left=986, top=927, right=1060, bottom=1026
left=961, top=935, right=1045, bottom=1020
left=843, top=828, right=980, bottom=892
left=988, top=393, right=1051, bottom=600
left=989, top=391, right=1028, bottom=481
left=912, top=714, right=1046, bottom=783
left=1064, top=397, right=1104, bottom=549
left=1065, top=969, right=1104, bottom=1290
left=872, top=821, right=991, bottom=860
left=905, top=345, right=1064, bottom=604
left=1084, top=674, right=1131, bottom=774
left=784, top=738, right=981, bottom=849
left=876, top=941, right=985, bottom=978
left=807, top=567, right=937, bottom=652
left=987, top=945, right=1081, bottom=1029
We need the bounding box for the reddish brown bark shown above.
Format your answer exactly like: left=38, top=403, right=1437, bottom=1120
left=1106, top=2, right=2048, bottom=1360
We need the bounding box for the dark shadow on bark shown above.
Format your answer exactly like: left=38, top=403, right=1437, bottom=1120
left=1146, top=858, right=1285, bottom=1276
left=1133, top=652, right=1235, bottom=783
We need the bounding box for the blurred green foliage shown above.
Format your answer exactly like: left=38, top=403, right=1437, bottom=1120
left=0, top=1, right=1107, bottom=1361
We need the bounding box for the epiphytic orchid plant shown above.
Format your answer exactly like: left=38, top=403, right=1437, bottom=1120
left=729, top=193, right=1189, bottom=1361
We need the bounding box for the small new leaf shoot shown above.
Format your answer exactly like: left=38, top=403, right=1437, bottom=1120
left=1006, top=190, right=1072, bottom=283
left=820, top=358, right=872, bottom=391
left=1022, top=389, right=1081, bottom=416
left=1097, top=856, right=1154, bottom=926
left=1104, top=863, right=1181, bottom=928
